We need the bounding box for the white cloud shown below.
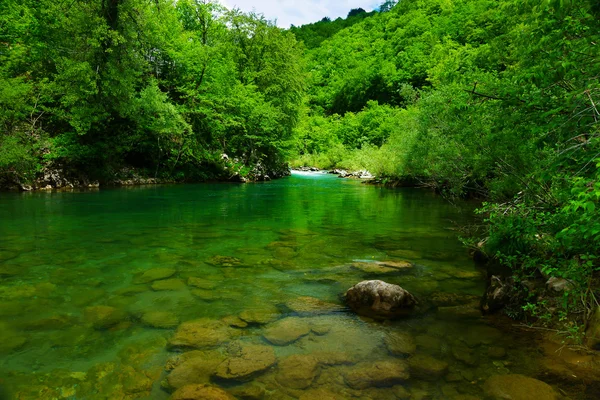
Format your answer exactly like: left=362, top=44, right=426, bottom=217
left=218, top=0, right=382, bottom=28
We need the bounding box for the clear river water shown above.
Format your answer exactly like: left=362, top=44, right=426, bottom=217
left=0, top=172, right=591, bottom=399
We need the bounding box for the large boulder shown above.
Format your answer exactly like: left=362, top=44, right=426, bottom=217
left=345, top=280, right=417, bottom=319
left=483, top=374, right=558, bottom=400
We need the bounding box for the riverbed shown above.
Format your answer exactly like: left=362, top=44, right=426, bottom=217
left=0, top=172, right=586, bottom=399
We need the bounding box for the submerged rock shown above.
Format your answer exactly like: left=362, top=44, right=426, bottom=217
left=263, top=317, right=312, bottom=346
left=276, top=354, right=320, bottom=389
left=408, top=355, right=448, bottom=380
left=165, top=350, right=226, bottom=390
left=343, top=360, right=410, bottom=389
left=285, top=296, right=344, bottom=314
left=483, top=374, right=558, bottom=400
left=206, top=256, right=243, bottom=267
left=0, top=323, right=27, bottom=353
left=384, top=332, right=417, bottom=357
left=345, top=280, right=417, bottom=319
left=170, top=384, right=234, bottom=400
left=141, top=311, right=179, bottom=329
left=84, top=305, right=127, bottom=330
left=133, top=267, right=176, bottom=284
left=351, top=260, right=413, bottom=275
left=187, top=277, right=218, bottom=290
left=167, top=319, right=233, bottom=350
left=239, top=305, right=280, bottom=325
left=151, top=278, right=187, bottom=291
left=214, top=342, right=276, bottom=381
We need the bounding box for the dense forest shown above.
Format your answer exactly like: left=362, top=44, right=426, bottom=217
left=1, top=0, right=599, bottom=334
left=0, top=0, right=304, bottom=186
left=291, top=0, right=600, bottom=337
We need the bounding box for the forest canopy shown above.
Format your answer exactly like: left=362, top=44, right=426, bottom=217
left=0, top=0, right=304, bottom=186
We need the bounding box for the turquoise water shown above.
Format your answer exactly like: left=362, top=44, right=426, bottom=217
left=0, top=173, right=572, bottom=399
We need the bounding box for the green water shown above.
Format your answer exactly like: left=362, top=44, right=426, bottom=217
left=0, top=173, right=561, bottom=399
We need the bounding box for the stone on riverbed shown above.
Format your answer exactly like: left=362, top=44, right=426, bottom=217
left=167, top=319, right=235, bottom=350
left=263, top=317, right=312, bottom=345
left=170, top=384, right=234, bottom=400
left=384, top=332, right=417, bottom=357
left=483, top=374, right=558, bottom=400
left=214, top=342, right=276, bottom=381
left=84, top=305, right=127, bottom=330
left=133, top=268, right=176, bottom=284
left=151, top=278, right=187, bottom=291
left=141, top=311, right=179, bottom=329
left=408, top=354, right=448, bottom=380
left=285, top=296, right=344, bottom=314
left=343, top=360, right=410, bottom=389
left=351, top=260, right=413, bottom=275
left=239, top=305, right=281, bottom=325
left=345, top=280, right=417, bottom=319
left=206, top=255, right=243, bottom=267
left=276, top=354, right=320, bottom=389
left=165, top=350, right=226, bottom=390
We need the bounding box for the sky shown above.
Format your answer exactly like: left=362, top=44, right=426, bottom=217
left=219, top=0, right=382, bottom=28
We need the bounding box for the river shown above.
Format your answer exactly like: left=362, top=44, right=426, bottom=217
left=0, top=172, right=581, bottom=399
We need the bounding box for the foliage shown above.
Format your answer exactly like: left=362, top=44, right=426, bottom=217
left=289, top=0, right=600, bottom=331
left=0, top=0, right=304, bottom=185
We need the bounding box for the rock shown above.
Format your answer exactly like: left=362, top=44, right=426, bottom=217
left=276, top=354, right=320, bottom=389
left=84, top=305, right=127, bottom=330
left=345, top=280, right=417, bottom=319
left=214, top=342, right=276, bottom=381
left=351, top=261, right=412, bottom=275
left=487, top=346, right=507, bottom=359
left=228, top=383, right=266, bottom=399
left=546, top=277, right=574, bottom=292
left=415, top=335, right=443, bottom=353
left=239, top=305, right=280, bottom=325
left=408, top=355, right=448, bottom=380
left=263, top=317, right=312, bottom=346
left=482, top=275, right=511, bottom=314
left=430, top=292, right=480, bottom=307
left=314, top=351, right=355, bottom=366
left=285, top=296, right=344, bottom=314
left=437, top=302, right=481, bottom=320
left=165, top=351, right=226, bottom=390
left=299, top=388, right=341, bottom=400
left=392, top=385, right=411, bottom=399
left=114, top=286, right=148, bottom=296
left=343, top=360, right=410, bottom=389
left=206, top=256, right=243, bottom=267
left=167, top=319, right=232, bottom=350
left=187, top=277, right=218, bottom=290
left=141, top=311, right=179, bottom=329
left=0, top=323, right=27, bottom=354
left=152, top=279, right=187, bottom=291
left=222, top=315, right=248, bottom=328
left=384, top=332, right=416, bottom=357
left=170, top=384, right=235, bottom=400
left=133, top=267, right=176, bottom=284
left=483, top=374, right=558, bottom=400
left=452, top=344, right=478, bottom=366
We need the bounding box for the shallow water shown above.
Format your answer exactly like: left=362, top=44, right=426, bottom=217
left=0, top=172, right=584, bottom=399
